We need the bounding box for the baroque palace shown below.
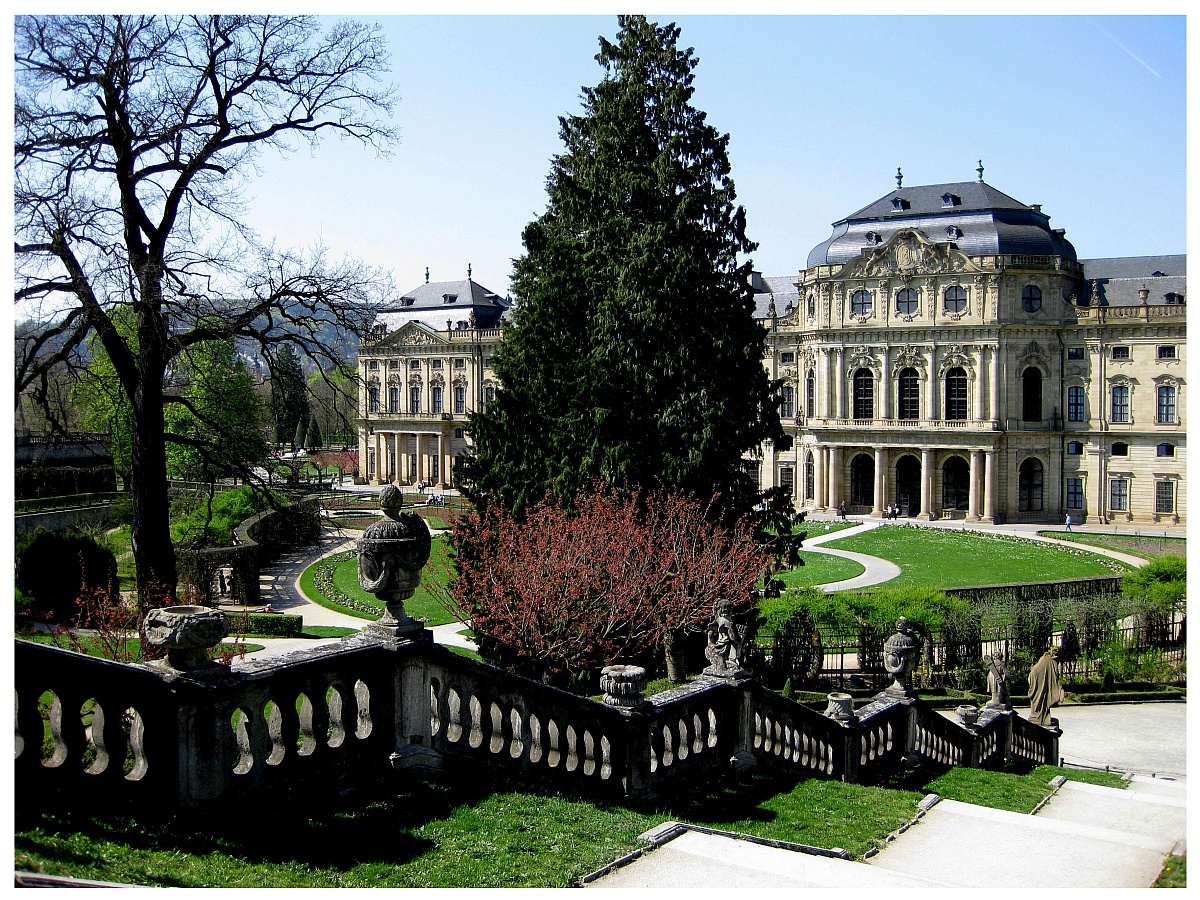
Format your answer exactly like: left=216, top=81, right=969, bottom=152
left=357, top=170, right=1185, bottom=525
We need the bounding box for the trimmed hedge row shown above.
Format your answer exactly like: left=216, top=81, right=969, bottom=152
left=224, top=612, right=303, bottom=638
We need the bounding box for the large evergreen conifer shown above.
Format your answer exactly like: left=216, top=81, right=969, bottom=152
left=458, top=16, right=788, bottom=522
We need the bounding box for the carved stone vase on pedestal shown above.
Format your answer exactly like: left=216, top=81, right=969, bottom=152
left=357, top=485, right=432, bottom=641
left=144, top=606, right=228, bottom=675
left=879, top=617, right=920, bottom=699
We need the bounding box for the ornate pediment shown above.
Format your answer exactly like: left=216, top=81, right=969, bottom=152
left=385, top=322, right=447, bottom=346
left=838, top=229, right=983, bottom=280
left=938, top=343, right=976, bottom=377
left=845, top=347, right=880, bottom=376
left=890, top=344, right=927, bottom=376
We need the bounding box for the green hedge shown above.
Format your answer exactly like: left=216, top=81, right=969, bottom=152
left=224, top=612, right=303, bottom=638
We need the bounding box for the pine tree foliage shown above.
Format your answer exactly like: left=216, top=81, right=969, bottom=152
left=458, top=16, right=788, bottom=521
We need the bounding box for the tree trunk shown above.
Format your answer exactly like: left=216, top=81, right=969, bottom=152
left=664, top=631, right=687, bottom=683
left=129, top=370, right=178, bottom=613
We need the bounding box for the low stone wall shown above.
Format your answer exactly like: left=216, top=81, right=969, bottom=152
left=15, top=504, right=111, bottom=536
left=177, top=499, right=320, bottom=607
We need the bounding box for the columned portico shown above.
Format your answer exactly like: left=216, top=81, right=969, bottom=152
left=872, top=446, right=886, bottom=517
left=968, top=449, right=982, bottom=521
left=828, top=445, right=841, bottom=509
left=982, top=449, right=996, bottom=523
left=812, top=445, right=825, bottom=510
left=918, top=448, right=933, bottom=519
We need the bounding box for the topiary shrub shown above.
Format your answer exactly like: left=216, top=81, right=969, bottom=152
left=16, top=528, right=119, bottom=624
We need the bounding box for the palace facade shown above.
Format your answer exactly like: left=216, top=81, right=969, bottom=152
left=356, top=175, right=1185, bottom=525
left=755, top=172, right=1186, bottom=524
left=355, top=273, right=509, bottom=486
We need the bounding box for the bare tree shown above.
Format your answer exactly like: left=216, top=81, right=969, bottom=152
left=15, top=15, right=397, bottom=611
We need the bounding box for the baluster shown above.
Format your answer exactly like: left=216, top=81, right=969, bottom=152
left=327, top=684, right=346, bottom=749
left=565, top=725, right=578, bottom=772
left=468, top=695, right=483, bottom=749
left=546, top=718, right=560, bottom=768
left=429, top=678, right=442, bottom=740
left=582, top=730, right=595, bottom=776
left=446, top=688, right=463, bottom=744
left=353, top=680, right=372, bottom=740
left=527, top=713, right=542, bottom=764
left=264, top=700, right=286, bottom=765
left=707, top=708, right=718, bottom=749
left=509, top=708, right=524, bottom=760
left=124, top=707, right=148, bottom=782
left=599, top=735, right=612, bottom=781
left=488, top=702, right=504, bottom=754
left=692, top=713, right=703, bottom=755
left=676, top=719, right=688, bottom=761
left=82, top=698, right=108, bottom=776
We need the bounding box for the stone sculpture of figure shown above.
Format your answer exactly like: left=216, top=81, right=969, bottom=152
left=358, top=485, right=432, bottom=631
left=984, top=653, right=1011, bottom=710
left=881, top=617, right=920, bottom=698
left=703, top=601, right=746, bottom=677
left=1028, top=646, right=1066, bottom=726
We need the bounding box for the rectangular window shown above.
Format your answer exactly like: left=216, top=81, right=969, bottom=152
left=454, top=428, right=464, bottom=440
left=1157, top=345, right=1176, bottom=359
left=367, top=449, right=375, bottom=478
left=455, top=386, right=466, bottom=414
left=1067, top=347, right=1085, bottom=360
left=431, top=455, right=439, bottom=480
left=781, top=352, right=795, bottom=365
left=368, top=360, right=379, bottom=370
left=1111, top=346, right=1130, bottom=360
left=454, top=358, right=466, bottom=369
left=368, top=385, right=379, bottom=413
left=410, top=386, right=421, bottom=415
left=431, top=359, right=443, bottom=369
left=389, top=359, right=400, bottom=369
left=1067, top=385, right=1086, bottom=422
left=779, top=466, right=795, bottom=497
left=1111, top=385, right=1130, bottom=423
left=781, top=385, right=795, bottom=419
left=1156, top=481, right=1175, bottom=514
left=431, top=386, right=443, bottom=414
left=1157, top=386, right=1176, bottom=424
left=388, top=386, right=399, bottom=413
left=409, top=453, right=417, bottom=478
left=1066, top=478, right=1083, bottom=509
left=1109, top=479, right=1129, bottom=512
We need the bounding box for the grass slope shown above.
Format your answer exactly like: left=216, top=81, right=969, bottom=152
left=1038, top=530, right=1184, bottom=560
left=827, top=526, right=1128, bottom=588
left=777, top=551, right=865, bottom=588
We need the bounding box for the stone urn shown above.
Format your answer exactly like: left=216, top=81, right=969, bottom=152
left=956, top=705, right=981, bottom=728
left=600, top=665, right=648, bottom=709
left=824, top=692, right=855, bottom=723
left=881, top=617, right=920, bottom=698
left=357, top=485, right=432, bottom=636
left=144, top=606, right=227, bottom=672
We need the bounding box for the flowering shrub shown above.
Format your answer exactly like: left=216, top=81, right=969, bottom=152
left=446, top=488, right=767, bottom=689
left=310, top=550, right=379, bottom=616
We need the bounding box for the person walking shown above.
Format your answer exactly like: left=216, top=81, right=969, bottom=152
left=1064, top=513, right=1073, bottom=532
left=838, top=500, right=847, bottom=520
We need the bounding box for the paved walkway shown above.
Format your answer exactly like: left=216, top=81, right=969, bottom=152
left=802, top=521, right=901, bottom=591
left=584, top=702, right=1187, bottom=889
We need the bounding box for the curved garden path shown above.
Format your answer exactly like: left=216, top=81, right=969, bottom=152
left=801, top=521, right=902, bottom=591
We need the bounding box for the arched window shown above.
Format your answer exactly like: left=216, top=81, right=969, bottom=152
left=942, top=456, right=969, bottom=510
left=1018, top=458, right=1044, bottom=512
left=805, top=452, right=815, bottom=500
left=944, top=367, right=968, bottom=420
left=484, top=386, right=496, bottom=406
left=850, top=453, right=874, bottom=506
left=850, top=290, right=872, bottom=316
left=1068, top=385, right=1086, bottom=422
left=1111, top=385, right=1130, bottom=423
left=853, top=369, right=874, bottom=420
left=1022, top=285, right=1042, bottom=312
left=805, top=370, right=815, bottom=417
left=1157, top=385, right=1176, bottom=424
left=431, top=385, right=443, bottom=414
left=1022, top=368, right=1042, bottom=422
left=367, top=383, right=380, bottom=413
left=807, top=295, right=816, bottom=318
left=896, top=288, right=919, bottom=315
left=388, top=385, right=399, bottom=413
left=897, top=368, right=920, bottom=420
left=409, top=386, right=421, bottom=414
left=943, top=285, right=967, bottom=313
left=780, top=385, right=795, bottom=419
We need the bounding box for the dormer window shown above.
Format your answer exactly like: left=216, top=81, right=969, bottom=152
left=402, top=297, right=415, bottom=307
left=1151, top=271, right=1167, bottom=277
left=941, top=193, right=961, bottom=207
left=1165, top=292, right=1184, bottom=305
left=891, top=197, right=910, bottom=211
left=865, top=231, right=882, bottom=245
left=945, top=226, right=961, bottom=240
left=443, top=294, right=458, bottom=304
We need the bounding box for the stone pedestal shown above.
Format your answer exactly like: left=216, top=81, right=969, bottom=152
left=143, top=606, right=227, bottom=674
left=600, top=665, right=648, bottom=709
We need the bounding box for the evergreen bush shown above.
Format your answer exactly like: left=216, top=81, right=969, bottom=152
left=15, top=528, right=119, bottom=624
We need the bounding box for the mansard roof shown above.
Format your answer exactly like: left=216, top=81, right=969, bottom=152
left=372, top=278, right=511, bottom=332
left=1078, top=255, right=1186, bottom=307
left=807, top=179, right=1078, bottom=268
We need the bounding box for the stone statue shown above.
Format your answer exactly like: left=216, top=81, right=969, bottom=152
left=881, top=617, right=920, bottom=698
left=1027, top=646, right=1065, bottom=726
left=984, top=653, right=1011, bottom=710
left=703, top=601, right=748, bottom=677
left=357, top=485, right=432, bottom=634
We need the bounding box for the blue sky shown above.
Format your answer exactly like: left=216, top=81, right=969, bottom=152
left=237, top=15, right=1186, bottom=299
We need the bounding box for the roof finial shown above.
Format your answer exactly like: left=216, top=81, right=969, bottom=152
left=425, top=266, right=430, bottom=284
left=468, top=263, right=472, bottom=280
left=976, top=160, right=984, bottom=182
left=895, top=167, right=903, bottom=189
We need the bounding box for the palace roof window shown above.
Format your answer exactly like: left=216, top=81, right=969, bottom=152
left=1021, top=285, right=1042, bottom=312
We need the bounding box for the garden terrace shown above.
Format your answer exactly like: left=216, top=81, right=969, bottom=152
left=14, top=627, right=1059, bottom=817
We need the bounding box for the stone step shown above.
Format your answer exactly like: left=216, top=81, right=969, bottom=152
left=1126, top=773, right=1187, bottom=798
left=863, top=796, right=1176, bottom=888
left=1035, top=780, right=1186, bottom=853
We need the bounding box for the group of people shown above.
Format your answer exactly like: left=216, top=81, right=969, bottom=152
left=425, top=493, right=448, bottom=507
left=884, top=504, right=904, bottom=520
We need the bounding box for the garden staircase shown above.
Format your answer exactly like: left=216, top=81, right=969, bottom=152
left=584, top=774, right=1185, bottom=888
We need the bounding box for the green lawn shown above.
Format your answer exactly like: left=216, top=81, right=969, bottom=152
left=304, top=535, right=457, bottom=627
left=1038, top=531, right=1185, bottom=560
left=826, top=526, right=1129, bottom=588
left=13, top=762, right=1107, bottom=887
left=776, top=551, right=865, bottom=588
left=15, top=633, right=264, bottom=658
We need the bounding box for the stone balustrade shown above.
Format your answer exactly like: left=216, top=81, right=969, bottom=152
left=14, top=630, right=1059, bottom=815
